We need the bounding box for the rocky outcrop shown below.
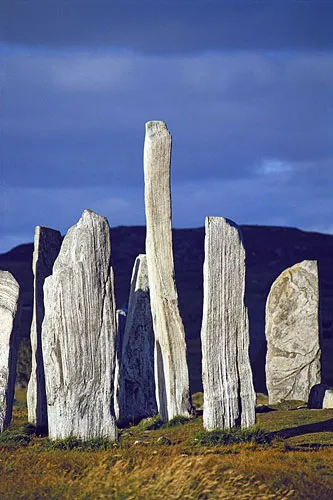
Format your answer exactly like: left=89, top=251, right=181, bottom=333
left=201, top=217, right=256, bottom=430
left=42, top=210, right=117, bottom=440
left=115, top=255, right=157, bottom=426
left=143, top=121, right=191, bottom=422
left=0, top=271, right=20, bottom=432
left=27, top=226, right=62, bottom=432
left=265, top=260, right=321, bottom=403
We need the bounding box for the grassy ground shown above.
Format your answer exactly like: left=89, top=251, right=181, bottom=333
left=0, top=389, right=332, bottom=499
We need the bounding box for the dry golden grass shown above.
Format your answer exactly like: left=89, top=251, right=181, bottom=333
left=0, top=389, right=332, bottom=499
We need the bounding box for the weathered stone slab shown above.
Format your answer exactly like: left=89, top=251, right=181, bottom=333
left=143, top=121, right=191, bottom=422
left=27, top=226, right=62, bottom=432
left=115, top=255, right=157, bottom=426
left=308, top=384, right=333, bottom=409
left=0, top=271, right=20, bottom=432
left=265, top=260, right=321, bottom=404
left=201, top=217, right=256, bottom=430
left=42, top=209, right=117, bottom=440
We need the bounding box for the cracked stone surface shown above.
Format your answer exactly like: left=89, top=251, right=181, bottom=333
left=42, top=210, right=117, bottom=440
left=115, top=255, right=157, bottom=426
left=144, top=120, right=191, bottom=422
left=201, top=217, right=256, bottom=430
left=27, top=226, right=62, bottom=431
left=0, top=271, right=20, bottom=432
left=265, top=260, right=321, bottom=404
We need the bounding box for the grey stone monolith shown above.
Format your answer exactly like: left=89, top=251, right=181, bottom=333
left=115, top=255, right=157, bottom=426
left=201, top=217, right=256, bottom=430
left=265, top=260, right=321, bottom=404
left=42, top=209, right=117, bottom=440
left=0, top=271, right=20, bottom=432
left=143, top=120, right=191, bottom=422
left=27, top=226, right=62, bottom=432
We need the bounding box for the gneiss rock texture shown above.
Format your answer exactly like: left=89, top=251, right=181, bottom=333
left=0, top=271, right=20, bottom=432
left=115, top=255, right=157, bottom=426
left=201, top=217, right=256, bottom=431
left=265, top=260, right=321, bottom=404
left=27, top=226, right=62, bottom=432
left=42, top=210, right=117, bottom=440
left=143, top=121, right=191, bottom=422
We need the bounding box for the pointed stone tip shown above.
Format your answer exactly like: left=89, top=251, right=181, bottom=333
left=116, top=309, right=127, bottom=317
left=82, top=208, right=98, bottom=218
left=145, top=121, right=169, bottom=137
left=137, top=253, right=147, bottom=261
left=80, top=209, right=109, bottom=224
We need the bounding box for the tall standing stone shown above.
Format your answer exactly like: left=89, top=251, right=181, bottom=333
left=265, top=260, right=321, bottom=403
left=0, top=271, right=20, bottom=432
left=143, top=120, right=191, bottom=422
left=115, top=254, right=157, bottom=426
left=201, top=217, right=256, bottom=430
left=42, top=209, right=117, bottom=440
left=27, top=226, right=62, bottom=432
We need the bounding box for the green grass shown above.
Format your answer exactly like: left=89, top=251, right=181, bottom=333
left=194, top=426, right=274, bottom=446
left=0, top=389, right=332, bottom=499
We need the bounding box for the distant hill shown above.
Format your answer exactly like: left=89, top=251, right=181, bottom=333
left=1, top=224, right=333, bottom=393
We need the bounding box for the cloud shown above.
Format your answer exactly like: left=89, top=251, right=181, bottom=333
left=1, top=39, right=333, bottom=251
left=0, top=185, right=146, bottom=251
left=2, top=47, right=333, bottom=188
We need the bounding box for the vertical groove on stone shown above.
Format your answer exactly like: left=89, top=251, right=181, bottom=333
left=143, top=121, right=191, bottom=421
left=115, top=254, right=157, bottom=426
left=0, top=271, right=20, bottom=432
left=201, top=217, right=256, bottom=430
left=27, top=226, right=62, bottom=431
left=42, top=210, right=117, bottom=440
left=114, top=308, right=127, bottom=421
left=265, top=260, right=321, bottom=403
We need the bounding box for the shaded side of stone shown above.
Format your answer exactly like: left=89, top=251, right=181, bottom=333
left=114, top=308, right=127, bottom=421
left=0, top=271, right=21, bottom=432
left=116, top=255, right=157, bottom=426
left=143, top=121, right=191, bottom=422
left=308, top=383, right=333, bottom=409
left=201, top=216, right=256, bottom=430
left=27, top=226, right=62, bottom=432
left=265, top=260, right=321, bottom=404
left=42, top=210, right=117, bottom=440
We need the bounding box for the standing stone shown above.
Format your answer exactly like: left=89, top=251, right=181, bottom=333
left=143, top=120, right=191, bottom=422
left=27, top=226, right=62, bottom=432
left=308, top=384, right=333, bottom=409
left=265, top=260, right=321, bottom=404
left=0, top=271, right=20, bottom=432
left=201, top=217, right=256, bottom=431
left=42, top=209, right=117, bottom=441
left=115, top=255, right=157, bottom=426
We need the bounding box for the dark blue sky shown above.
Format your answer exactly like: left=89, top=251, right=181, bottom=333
left=1, top=0, right=332, bottom=251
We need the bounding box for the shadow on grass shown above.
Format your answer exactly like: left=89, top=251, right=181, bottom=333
left=274, top=418, right=333, bottom=440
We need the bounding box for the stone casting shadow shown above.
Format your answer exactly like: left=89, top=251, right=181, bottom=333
left=273, top=418, right=333, bottom=440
